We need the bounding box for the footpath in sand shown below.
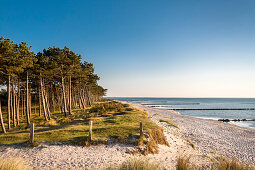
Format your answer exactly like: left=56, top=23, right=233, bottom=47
left=1, top=102, right=254, bottom=169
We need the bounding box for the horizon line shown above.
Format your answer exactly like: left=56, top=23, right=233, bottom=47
left=105, top=96, right=255, bottom=98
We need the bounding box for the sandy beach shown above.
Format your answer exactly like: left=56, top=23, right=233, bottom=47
left=130, top=103, right=255, bottom=164
left=0, top=102, right=254, bottom=169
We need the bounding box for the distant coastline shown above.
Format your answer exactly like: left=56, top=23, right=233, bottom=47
left=111, top=97, right=255, bottom=129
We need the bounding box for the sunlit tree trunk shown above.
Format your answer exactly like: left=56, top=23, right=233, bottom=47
left=38, top=87, right=42, bottom=117
left=40, top=75, right=48, bottom=121
left=16, top=83, right=20, bottom=125
left=62, top=76, right=67, bottom=116
left=12, top=83, right=16, bottom=127
left=26, top=72, right=30, bottom=125
left=7, top=75, right=11, bottom=129
left=68, top=76, right=72, bottom=115
left=0, top=100, right=6, bottom=133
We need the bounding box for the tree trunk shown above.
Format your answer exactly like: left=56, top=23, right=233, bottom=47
left=0, top=100, right=6, bottom=133
left=40, top=75, right=48, bottom=121
left=68, top=76, right=72, bottom=115
left=7, top=75, right=11, bottom=129
left=45, top=90, right=51, bottom=120
left=26, top=72, right=30, bottom=125
left=16, top=83, right=20, bottom=125
left=62, top=76, right=67, bottom=116
left=12, top=83, right=16, bottom=127
left=38, top=87, right=42, bottom=117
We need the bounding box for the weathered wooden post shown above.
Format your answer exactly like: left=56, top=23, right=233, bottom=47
left=140, top=121, right=143, bottom=137
left=89, top=120, right=93, bottom=141
left=30, top=123, right=34, bottom=143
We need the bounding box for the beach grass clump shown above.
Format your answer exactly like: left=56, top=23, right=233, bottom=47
left=216, top=157, right=253, bottom=170
left=176, top=156, right=254, bottom=170
left=176, top=156, right=194, bottom=170
left=0, top=157, right=31, bottom=170
left=143, top=128, right=169, bottom=155
left=107, top=158, right=162, bottom=170
left=159, top=119, right=179, bottom=129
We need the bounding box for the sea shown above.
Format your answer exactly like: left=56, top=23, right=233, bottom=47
left=108, top=97, right=255, bottom=129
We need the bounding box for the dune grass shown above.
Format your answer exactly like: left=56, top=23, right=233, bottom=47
left=0, top=157, right=30, bottom=170
left=159, top=119, right=179, bottom=129
left=176, top=156, right=254, bottom=170
left=0, top=100, right=164, bottom=148
left=107, top=158, right=162, bottom=170
left=186, top=139, right=196, bottom=149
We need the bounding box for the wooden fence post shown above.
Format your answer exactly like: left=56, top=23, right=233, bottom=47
left=140, top=121, right=143, bottom=137
left=30, top=123, right=34, bottom=143
left=89, top=120, right=93, bottom=141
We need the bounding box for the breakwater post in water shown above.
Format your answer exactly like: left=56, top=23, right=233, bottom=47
left=169, top=108, right=255, bottom=110
left=218, top=119, right=255, bottom=122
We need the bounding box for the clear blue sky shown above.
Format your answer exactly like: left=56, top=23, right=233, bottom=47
left=1, top=0, right=255, bottom=97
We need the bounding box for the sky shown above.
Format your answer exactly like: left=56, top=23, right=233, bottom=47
left=1, top=0, right=255, bottom=97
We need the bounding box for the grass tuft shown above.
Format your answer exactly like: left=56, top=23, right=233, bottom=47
left=186, top=139, right=195, bottom=149
left=44, top=119, right=58, bottom=126
left=107, top=158, right=162, bottom=170
left=159, top=119, right=179, bottom=129
left=217, top=157, right=253, bottom=170
left=143, top=128, right=169, bottom=155
left=0, top=157, right=31, bottom=170
left=176, top=156, right=254, bottom=170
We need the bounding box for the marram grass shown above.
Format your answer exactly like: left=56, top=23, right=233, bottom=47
left=107, top=158, right=162, bottom=170
left=159, top=119, right=179, bottom=129
left=176, top=156, right=254, bottom=170
left=0, top=157, right=30, bottom=170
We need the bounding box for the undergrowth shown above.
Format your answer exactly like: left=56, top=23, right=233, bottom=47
left=0, top=100, right=168, bottom=154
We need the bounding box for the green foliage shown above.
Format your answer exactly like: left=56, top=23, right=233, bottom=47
left=0, top=100, right=163, bottom=145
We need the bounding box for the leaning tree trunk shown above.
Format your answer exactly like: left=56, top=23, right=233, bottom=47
left=0, top=100, right=6, bottom=133
left=26, top=72, right=30, bottom=125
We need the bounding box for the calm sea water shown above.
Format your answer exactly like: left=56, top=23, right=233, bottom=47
left=109, top=97, right=255, bottom=128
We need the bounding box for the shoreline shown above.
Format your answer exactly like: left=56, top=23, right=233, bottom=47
left=127, top=102, right=255, bottom=165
